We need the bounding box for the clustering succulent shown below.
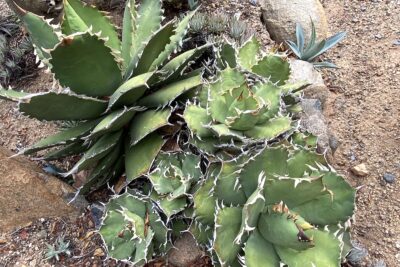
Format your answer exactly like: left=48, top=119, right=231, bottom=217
left=1, top=0, right=207, bottom=193
left=286, top=21, right=346, bottom=68
left=2, top=0, right=355, bottom=266
left=192, top=143, right=356, bottom=266
left=189, top=11, right=252, bottom=45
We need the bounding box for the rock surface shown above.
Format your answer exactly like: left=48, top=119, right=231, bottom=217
left=167, top=233, right=203, bottom=267
left=0, top=147, right=84, bottom=232
left=290, top=59, right=329, bottom=106
left=260, top=0, right=328, bottom=44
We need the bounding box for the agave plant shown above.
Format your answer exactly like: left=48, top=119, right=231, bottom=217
left=183, top=37, right=307, bottom=159
left=0, top=0, right=208, bottom=192
left=99, top=190, right=169, bottom=264
left=286, top=21, right=346, bottom=68
left=146, top=151, right=203, bottom=219
left=99, top=151, right=204, bottom=263
left=192, top=143, right=356, bottom=266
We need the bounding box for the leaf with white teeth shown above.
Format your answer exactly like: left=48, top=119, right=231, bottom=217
left=62, top=0, right=121, bottom=51
left=50, top=32, right=122, bottom=97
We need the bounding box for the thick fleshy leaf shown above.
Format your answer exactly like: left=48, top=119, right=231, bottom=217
left=240, top=146, right=289, bottom=197
left=219, top=42, right=237, bottom=68
left=244, top=116, right=292, bottom=140
left=190, top=221, right=213, bottom=246
left=88, top=107, right=138, bottom=139
left=287, top=149, right=326, bottom=177
left=108, top=72, right=154, bottom=110
left=19, top=11, right=59, bottom=60
left=62, top=0, right=120, bottom=51
left=80, top=143, right=121, bottom=194
left=151, top=191, right=187, bottom=219
left=121, top=0, right=137, bottom=67
left=183, top=105, right=213, bottom=138
left=193, top=173, right=217, bottom=225
left=138, top=74, right=202, bottom=108
left=132, top=21, right=175, bottom=76
left=125, top=0, right=162, bottom=79
left=18, top=92, right=107, bottom=121
left=235, top=175, right=265, bottom=243
left=214, top=207, right=242, bottom=266
left=253, top=82, right=282, bottom=122
left=43, top=141, right=88, bottom=160
left=214, top=160, right=247, bottom=206
left=252, top=55, right=290, bottom=86
left=153, top=44, right=209, bottom=85
left=23, top=119, right=99, bottom=154
left=275, top=229, right=342, bottom=267
left=149, top=10, right=196, bottom=70
left=64, top=130, right=122, bottom=176
left=244, top=230, right=280, bottom=267
left=50, top=33, right=122, bottom=97
left=238, top=37, right=260, bottom=70
left=0, top=87, right=29, bottom=102
left=125, top=133, right=165, bottom=181
left=129, top=109, right=171, bottom=146
left=291, top=172, right=356, bottom=225
left=258, top=209, right=314, bottom=251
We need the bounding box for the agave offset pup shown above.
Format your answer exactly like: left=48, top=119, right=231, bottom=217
left=0, top=0, right=207, bottom=192
left=286, top=21, right=346, bottom=68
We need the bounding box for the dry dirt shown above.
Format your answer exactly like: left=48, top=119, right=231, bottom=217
left=0, top=0, right=399, bottom=266
left=322, top=0, right=400, bottom=266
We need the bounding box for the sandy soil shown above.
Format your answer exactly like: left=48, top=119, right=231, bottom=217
left=322, top=0, right=400, bottom=266
left=0, top=0, right=399, bottom=266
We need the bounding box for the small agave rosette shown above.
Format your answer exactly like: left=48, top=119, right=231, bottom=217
left=99, top=192, right=168, bottom=265
left=184, top=67, right=293, bottom=157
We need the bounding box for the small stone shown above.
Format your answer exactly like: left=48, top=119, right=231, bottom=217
left=383, top=173, right=396, bottom=184
left=351, top=164, right=369, bottom=177
left=94, top=248, right=105, bottom=257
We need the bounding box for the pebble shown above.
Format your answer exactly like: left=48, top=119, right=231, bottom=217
left=351, top=163, right=369, bottom=177
left=383, top=173, right=396, bottom=183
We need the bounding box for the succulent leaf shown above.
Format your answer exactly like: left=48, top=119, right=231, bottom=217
left=108, top=72, right=154, bottom=110
left=129, top=109, right=171, bottom=146
left=213, top=207, right=242, bottom=266
left=238, top=37, right=260, bottom=71
left=22, top=119, right=99, bottom=155
left=0, top=87, right=29, bottom=101
left=64, top=130, right=122, bottom=176
left=149, top=9, right=196, bottom=70
left=125, top=133, right=165, bottom=181
left=244, top=230, right=280, bottom=267
left=275, top=229, right=342, bottom=267
left=19, top=11, right=59, bottom=61
left=122, top=0, right=137, bottom=67
left=18, top=92, right=107, bottom=121
left=125, top=0, right=163, bottom=79
left=138, top=74, right=202, bottom=108
left=252, top=55, right=290, bottom=86
left=62, top=0, right=120, bottom=51
left=50, top=32, right=122, bottom=97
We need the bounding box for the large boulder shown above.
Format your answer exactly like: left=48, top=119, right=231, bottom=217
left=260, top=0, right=328, bottom=45
left=0, top=147, right=85, bottom=232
